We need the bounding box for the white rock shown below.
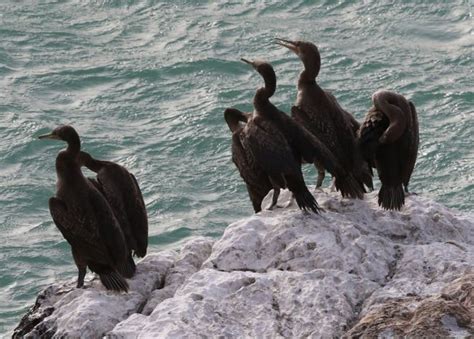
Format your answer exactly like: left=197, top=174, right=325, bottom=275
left=17, top=250, right=177, bottom=338
left=14, top=190, right=474, bottom=338
left=116, top=268, right=378, bottom=338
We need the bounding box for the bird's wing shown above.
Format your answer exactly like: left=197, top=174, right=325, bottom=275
left=88, top=177, right=104, bottom=194
left=96, top=168, right=131, bottom=237
left=343, top=109, right=360, bottom=134
left=49, top=197, right=109, bottom=262
left=409, top=101, right=419, bottom=147
left=128, top=174, right=149, bottom=257
left=96, top=169, right=126, bottom=214
left=232, top=132, right=264, bottom=183
left=290, top=104, right=311, bottom=125
left=96, top=166, right=148, bottom=257
left=325, top=91, right=359, bottom=141
left=286, top=107, right=344, bottom=175
left=401, top=101, right=419, bottom=187
left=325, top=92, right=355, bottom=128
left=231, top=131, right=272, bottom=212
left=358, top=108, right=388, bottom=162
left=242, top=119, right=300, bottom=177
left=288, top=106, right=364, bottom=198
left=87, top=188, right=128, bottom=266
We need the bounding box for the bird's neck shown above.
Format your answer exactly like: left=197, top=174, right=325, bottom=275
left=82, top=156, right=104, bottom=173
left=66, top=135, right=81, bottom=156
left=253, top=76, right=276, bottom=111
left=55, top=152, right=84, bottom=184
left=298, top=57, right=320, bottom=86
left=253, top=89, right=274, bottom=112
left=298, top=69, right=318, bottom=87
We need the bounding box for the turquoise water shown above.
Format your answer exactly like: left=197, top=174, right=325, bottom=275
left=0, top=1, right=472, bottom=335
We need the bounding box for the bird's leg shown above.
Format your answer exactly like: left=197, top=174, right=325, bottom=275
left=72, top=248, right=87, bottom=288
left=266, top=188, right=281, bottom=210
left=314, top=161, right=325, bottom=192
left=330, top=177, right=337, bottom=192
left=404, top=184, right=417, bottom=196
left=76, top=265, right=87, bottom=288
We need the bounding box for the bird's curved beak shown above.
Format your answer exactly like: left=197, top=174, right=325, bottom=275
left=38, top=132, right=59, bottom=140
left=275, top=38, right=298, bottom=54
left=240, top=57, right=253, bottom=66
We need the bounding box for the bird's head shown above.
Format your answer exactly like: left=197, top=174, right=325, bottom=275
left=39, top=125, right=79, bottom=143
left=275, top=38, right=321, bottom=77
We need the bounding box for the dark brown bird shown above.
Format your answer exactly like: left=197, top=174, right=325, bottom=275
left=237, top=58, right=360, bottom=213
left=358, top=90, right=419, bottom=210
left=78, top=151, right=148, bottom=262
left=237, top=58, right=318, bottom=213
left=39, top=125, right=132, bottom=292
left=275, top=38, right=372, bottom=195
left=224, top=108, right=273, bottom=212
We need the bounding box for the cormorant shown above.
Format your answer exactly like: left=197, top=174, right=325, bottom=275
left=78, top=151, right=148, bottom=262
left=242, top=58, right=362, bottom=201
left=275, top=38, right=373, bottom=195
left=239, top=58, right=318, bottom=212
left=358, top=90, right=419, bottom=210
left=238, top=58, right=360, bottom=213
left=39, top=125, right=133, bottom=292
left=224, top=108, right=273, bottom=212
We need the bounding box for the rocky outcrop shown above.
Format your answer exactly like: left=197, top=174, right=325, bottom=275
left=345, top=273, right=473, bottom=337
left=14, top=190, right=474, bottom=338
left=14, top=238, right=214, bottom=338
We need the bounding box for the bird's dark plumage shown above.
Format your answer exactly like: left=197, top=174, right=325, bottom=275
left=358, top=90, right=419, bottom=210
left=225, top=108, right=272, bottom=212
left=79, top=151, right=149, bottom=261
left=276, top=38, right=372, bottom=195
left=236, top=57, right=360, bottom=213
left=404, top=101, right=419, bottom=192
left=242, top=115, right=319, bottom=213
left=39, top=125, right=131, bottom=292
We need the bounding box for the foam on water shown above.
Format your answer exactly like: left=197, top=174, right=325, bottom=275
left=0, top=1, right=472, bottom=335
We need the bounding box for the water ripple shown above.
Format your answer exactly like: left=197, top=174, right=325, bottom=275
left=0, top=1, right=472, bottom=335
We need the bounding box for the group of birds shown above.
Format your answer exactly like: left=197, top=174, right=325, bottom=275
left=38, top=38, right=418, bottom=293
left=39, top=125, right=148, bottom=292
left=225, top=39, right=419, bottom=214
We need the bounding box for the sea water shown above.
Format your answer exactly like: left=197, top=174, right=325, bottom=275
left=0, top=1, right=472, bottom=335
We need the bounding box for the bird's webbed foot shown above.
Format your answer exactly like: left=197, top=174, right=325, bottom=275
left=329, top=177, right=337, bottom=192
left=404, top=185, right=417, bottom=196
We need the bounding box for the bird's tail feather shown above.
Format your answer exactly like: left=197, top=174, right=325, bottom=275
left=378, top=184, right=405, bottom=210
left=286, top=175, right=320, bottom=214
left=335, top=173, right=365, bottom=199
left=99, top=271, right=129, bottom=292
left=117, top=254, right=136, bottom=279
